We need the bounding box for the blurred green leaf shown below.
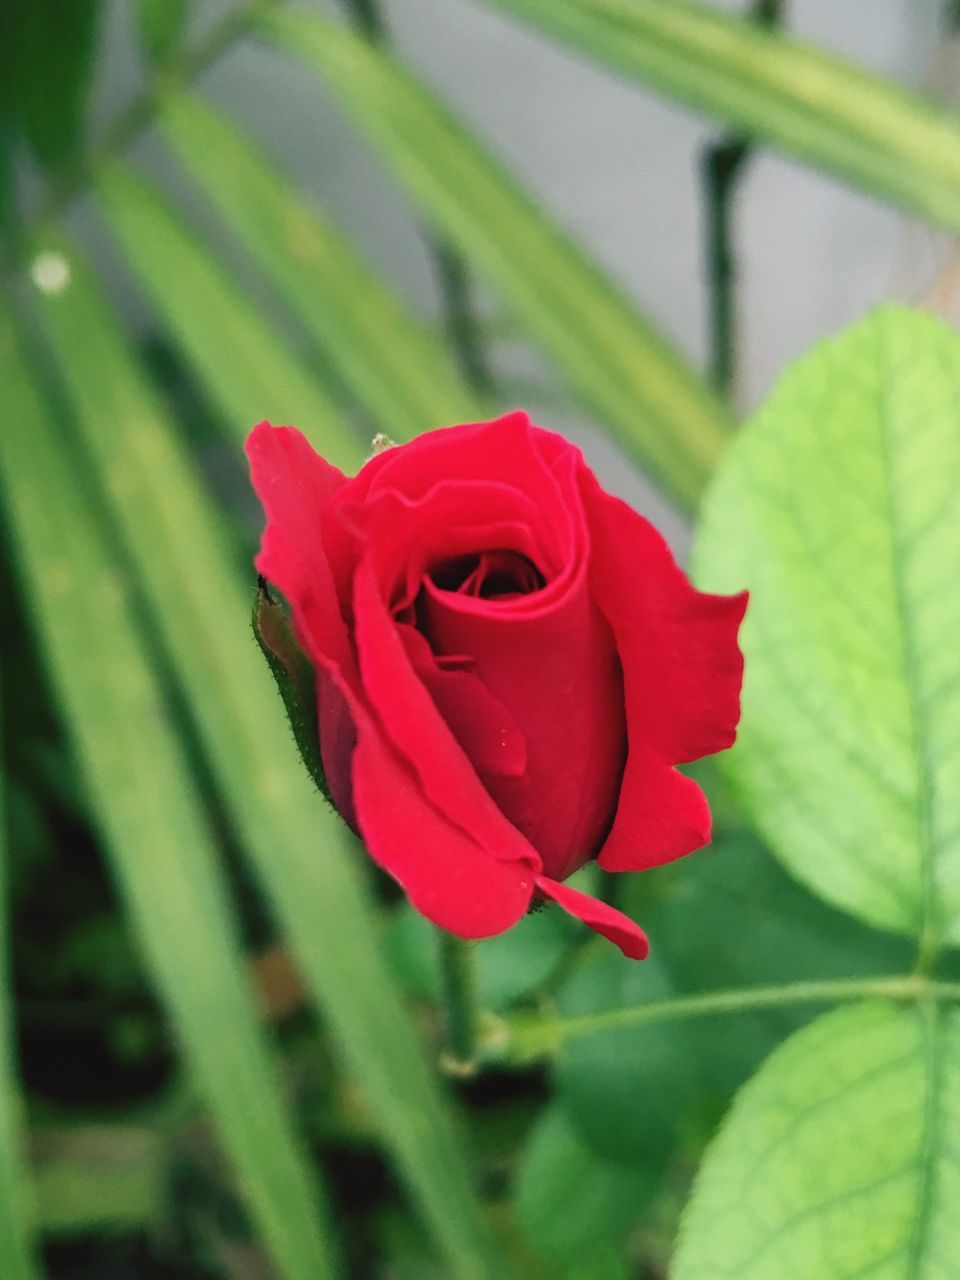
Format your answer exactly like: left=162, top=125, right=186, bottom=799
left=26, top=239, right=510, bottom=1280
left=552, top=947, right=698, bottom=1167
left=674, top=1001, right=960, bottom=1278
left=384, top=902, right=576, bottom=1011
left=259, top=10, right=732, bottom=512
left=8, top=0, right=100, bottom=170
left=95, top=163, right=364, bottom=468
left=160, top=92, right=481, bottom=440
left=515, top=1104, right=652, bottom=1261
left=34, top=1125, right=164, bottom=1236
left=694, top=307, right=960, bottom=948
left=0, top=677, right=42, bottom=1280
left=487, top=0, right=960, bottom=235
left=137, top=0, right=189, bottom=69
left=0, top=305, right=336, bottom=1280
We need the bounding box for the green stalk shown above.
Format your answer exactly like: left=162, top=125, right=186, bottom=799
left=480, top=973, right=960, bottom=1065
left=438, top=933, right=481, bottom=1075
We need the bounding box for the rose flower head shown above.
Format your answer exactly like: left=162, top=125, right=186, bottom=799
left=247, top=412, right=746, bottom=960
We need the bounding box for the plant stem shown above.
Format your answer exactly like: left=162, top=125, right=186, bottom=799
left=479, top=973, right=960, bottom=1066
left=701, top=0, right=784, bottom=398
left=437, top=932, right=480, bottom=1074
left=340, top=0, right=496, bottom=401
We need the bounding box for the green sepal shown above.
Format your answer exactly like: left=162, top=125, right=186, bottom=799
left=252, top=580, right=331, bottom=806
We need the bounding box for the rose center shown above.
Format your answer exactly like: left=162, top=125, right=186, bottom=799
left=428, top=549, right=545, bottom=601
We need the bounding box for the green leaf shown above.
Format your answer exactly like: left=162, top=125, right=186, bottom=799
left=674, top=1000, right=960, bottom=1278
left=34, top=1125, right=164, bottom=1236
left=253, top=582, right=330, bottom=804
left=552, top=947, right=698, bottom=1167
left=515, top=1104, right=653, bottom=1261
left=25, top=238, right=509, bottom=1280
left=0, top=678, right=42, bottom=1280
left=485, top=0, right=960, bottom=235
left=258, top=10, right=731, bottom=512
left=693, top=307, right=960, bottom=948
left=628, top=832, right=914, bottom=1097
left=94, top=163, right=364, bottom=469
left=137, top=0, right=188, bottom=68
left=384, top=902, right=576, bottom=1011
left=8, top=0, right=100, bottom=170
left=0, top=306, right=336, bottom=1280
left=159, top=92, right=480, bottom=440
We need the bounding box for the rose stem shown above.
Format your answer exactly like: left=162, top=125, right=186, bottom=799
left=437, top=932, right=481, bottom=1075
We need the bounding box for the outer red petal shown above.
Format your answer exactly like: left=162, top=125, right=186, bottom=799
left=353, top=730, right=536, bottom=938
left=247, top=422, right=537, bottom=937
left=580, top=468, right=746, bottom=873
left=599, top=752, right=711, bottom=872
left=246, top=422, right=352, bottom=669
left=534, top=875, right=649, bottom=960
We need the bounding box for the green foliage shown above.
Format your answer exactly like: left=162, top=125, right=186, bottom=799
left=4, top=0, right=100, bottom=171
left=158, top=92, right=481, bottom=440
left=22, top=241, right=504, bottom=1280
left=0, top=309, right=336, bottom=1280
left=0, top=683, right=40, bottom=1280
left=674, top=1001, right=960, bottom=1278
left=385, top=900, right=576, bottom=1011
left=137, top=0, right=189, bottom=69
left=694, top=308, right=960, bottom=948
left=258, top=9, right=732, bottom=512
left=95, top=163, right=362, bottom=466
left=4, top=3, right=960, bottom=1275
left=515, top=1105, right=654, bottom=1260
left=486, top=0, right=960, bottom=236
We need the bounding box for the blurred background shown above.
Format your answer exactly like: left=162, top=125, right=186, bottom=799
left=2, top=2, right=959, bottom=1277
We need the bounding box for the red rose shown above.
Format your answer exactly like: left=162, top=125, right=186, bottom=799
left=247, top=412, right=746, bottom=960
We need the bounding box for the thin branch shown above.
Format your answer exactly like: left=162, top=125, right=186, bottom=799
left=479, top=973, right=960, bottom=1065
left=701, top=0, right=785, bottom=398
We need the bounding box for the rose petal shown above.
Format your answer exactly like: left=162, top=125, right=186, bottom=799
left=581, top=469, right=746, bottom=872
left=246, top=422, right=353, bottom=669
left=352, top=557, right=540, bottom=871
left=598, top=752, right=711, bottom=872
left=420, top=566, right=625, bottom=882
left=399, top=625, right=528, bottom=780
left=353, top=729, right=536, bottom=938
left=534, top=875, right=649, bottom=960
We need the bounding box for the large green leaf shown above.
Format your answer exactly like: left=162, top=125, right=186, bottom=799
left=159, top=92, right=480, bottom=441
left=674, top=1000, right=960, bottom=1278
left=515, top=1104, right=653, bottom=1261
left=95, top=164, right=364, bottom=468
left=485, top=0, right=960, bottom=235
left=693, top=308, right=960, bottom=948
left=0, top=306, right=336, bottom=1280
left=25, top=238, right=508, bottom=1280
left=258, top=10, right=731, bottom=512
left=0, top=679, right=42, bottom=1280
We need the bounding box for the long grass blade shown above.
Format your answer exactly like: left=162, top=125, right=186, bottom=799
left=95, top=164, right=364, bottom=468
left=485, top=0, right=960, bottom=234
left=24, top=236, right=508, bottom=1280
left=0, top=302, right=336, bottom=1280
left=159, top=92, right=481, bottom=441
left=257, top=10, right=732, bottom=511
left=0, top=679, right=43, bottom=1280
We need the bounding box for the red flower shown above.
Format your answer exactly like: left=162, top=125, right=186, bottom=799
left=247, top=412, right=746, bottom=959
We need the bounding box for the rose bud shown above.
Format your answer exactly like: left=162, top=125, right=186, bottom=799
left=247, top=412, right=746, bottom=960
